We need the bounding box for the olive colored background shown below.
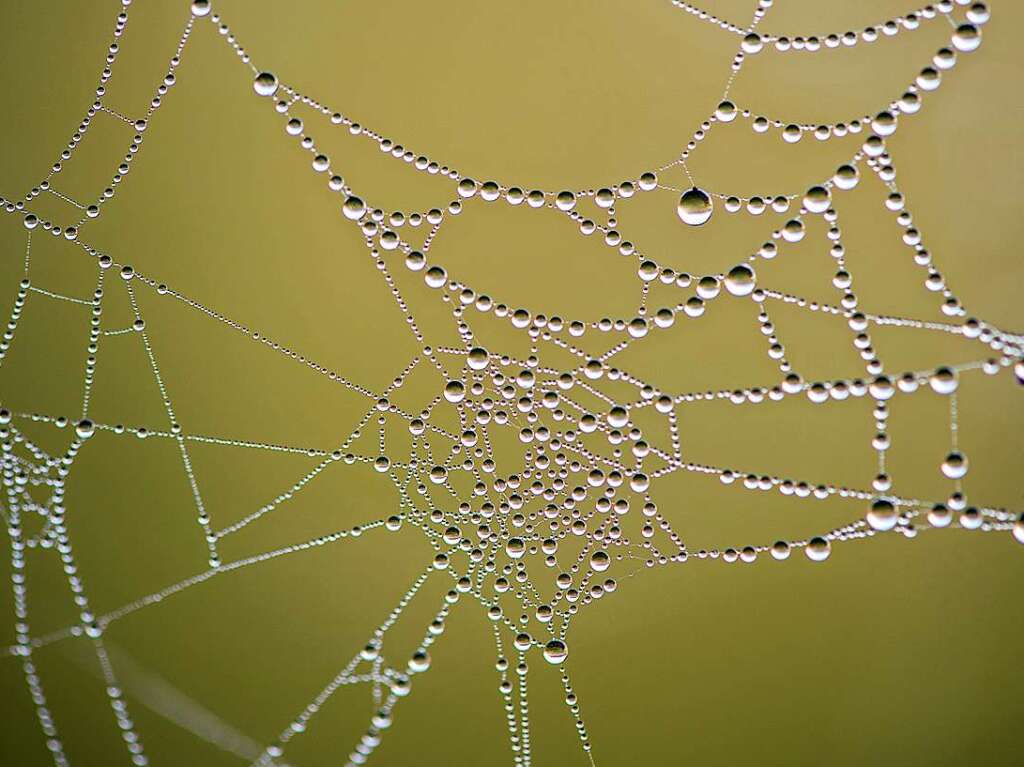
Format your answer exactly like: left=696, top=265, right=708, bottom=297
left=1, top=1, right=1022, bottom=765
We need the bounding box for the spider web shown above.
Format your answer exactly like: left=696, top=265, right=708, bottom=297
left=1, top=1, right=1021, bottom=766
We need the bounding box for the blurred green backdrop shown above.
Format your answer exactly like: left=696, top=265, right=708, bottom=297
left=0, top=1, right=1022, bottom=766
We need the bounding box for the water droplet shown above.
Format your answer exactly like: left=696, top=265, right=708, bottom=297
left=866, top=499, right=897, bottom=531
left=467, top=347, right=489, bottom=371
left=408, top=650, right=431, bottom=673
left=697, top=276, right=720, bottom=300
left=872, top=111, right=898, bottom=137
left=781, top=219, right=805, bottom=242
left=715, top=100, right=737, bottom=123
left=607, top=406, right=628, bottom=428
left=506, top=538, right=526, bottom=559
left=543, top=639, right=568, bottom=665
left=424, top=266, right=447, bottom=288
left=741, top=33, right=763, bottom=54
left=770, top=540, right=790, bottom=560
left=929, top=367, right=958, bottom=395
left=928, top=504, right=953, bottom=528
left=555, top=191, right=576, bottom=211
left=805, top=537, right=831, bottom=562
left=405, top=251, right=426, bottom=271
left=941, top=451, right=968, bottom=479
left=952, top=24, right=981, bottom=52
left=833, top=164, right=859, bottom=190
left=444, top=380, right=465, bottom=403
left=342, top=196, right=366, bottom=220
left=676, top=188, right=713, bottom=226
left=724, top=264, right=756, bottom=296
left=803, top=186, right=831, bottom=214
left=253, top=72, right=279, bottom=97
left=782, top=124, right=802, bottom=143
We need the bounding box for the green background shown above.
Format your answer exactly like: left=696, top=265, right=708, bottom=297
left=1, top=1, right=1022, bottom=765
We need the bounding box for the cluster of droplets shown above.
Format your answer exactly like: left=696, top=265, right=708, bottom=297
left=240, top=0, right=1022, bottom=672
left=671, top=1, right=989, bottom=50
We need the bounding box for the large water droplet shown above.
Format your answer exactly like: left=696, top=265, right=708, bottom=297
left=724, top=264, right=756, bottom=296
left=929, top=367, right=958, bottom=395
left=941, top=451, right=968, bottom=479
left=866, top=499, right=897, bottom=531
left=833, top=164, right=859, bottom=190
left=715, top=100, right=737, bottom=123
left=342, top=196, right=366, bottom=220
left=805, top=537, right=831, bottom=562
left=770, top=540, right=791, bottom=560
left=444, top=380, right=465, bottom=403
left=676, top=188, right=713, bottom=226
left=253, top=72, right=279, bottom=97
left=506, top=538, right=526, bottom=559
left=467, top=347, right=489, bottom=371
left=543, top=639, right=568, bottom=665
left=803, top=186, right=831, bottom=214
left=952, top=24, right=981, bottom=53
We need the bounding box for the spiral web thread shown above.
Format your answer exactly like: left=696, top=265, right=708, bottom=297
left=1, top=1, right=1021, bottom=765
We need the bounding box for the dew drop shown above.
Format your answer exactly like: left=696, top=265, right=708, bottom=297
left=424, top=266, right=447, bottom=288
left=444, top=380, right=466, bottom=403
left=467, top=347, right=489, bottom=371
left=506, top=537, right=526, bottom=559
left=589, top=551, right=610, bottom=572
left=676, top=188, right=713, bottom=226
left=607, top=406, right=629, bottom=429
left=543, top=639, right=568, bottom=665
left=724, top=264, right=756, bottom=297
left=770, top=540, right=790, bottom=560
left=555, top=191, right=577, bottom=211
left=941, top=451, right=968, bottom=479
left=802, top=186, right=831, bottom=214
left=928, top=504, right=953, bottom=528
left=833, top=164, right=859, bottom=190
left=866, top=499, right=898, bottom=532
left=253, top=72, right=279, bottom=97
left=952, top=24, right=981, bottom=52
left=715, top=100, right=737, bottom=123
left=741, top=33, right=763, bottom=54
left=408, top=650, right=431, bottom=673
left=342, top=196, right=366, bottom=220
left=929, top=367, right=958, bottom=395
left=805, top=537, right=831, bottom=562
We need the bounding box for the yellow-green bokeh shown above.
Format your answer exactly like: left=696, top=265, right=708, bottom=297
left=0, top=2, right=1022, bottom=766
